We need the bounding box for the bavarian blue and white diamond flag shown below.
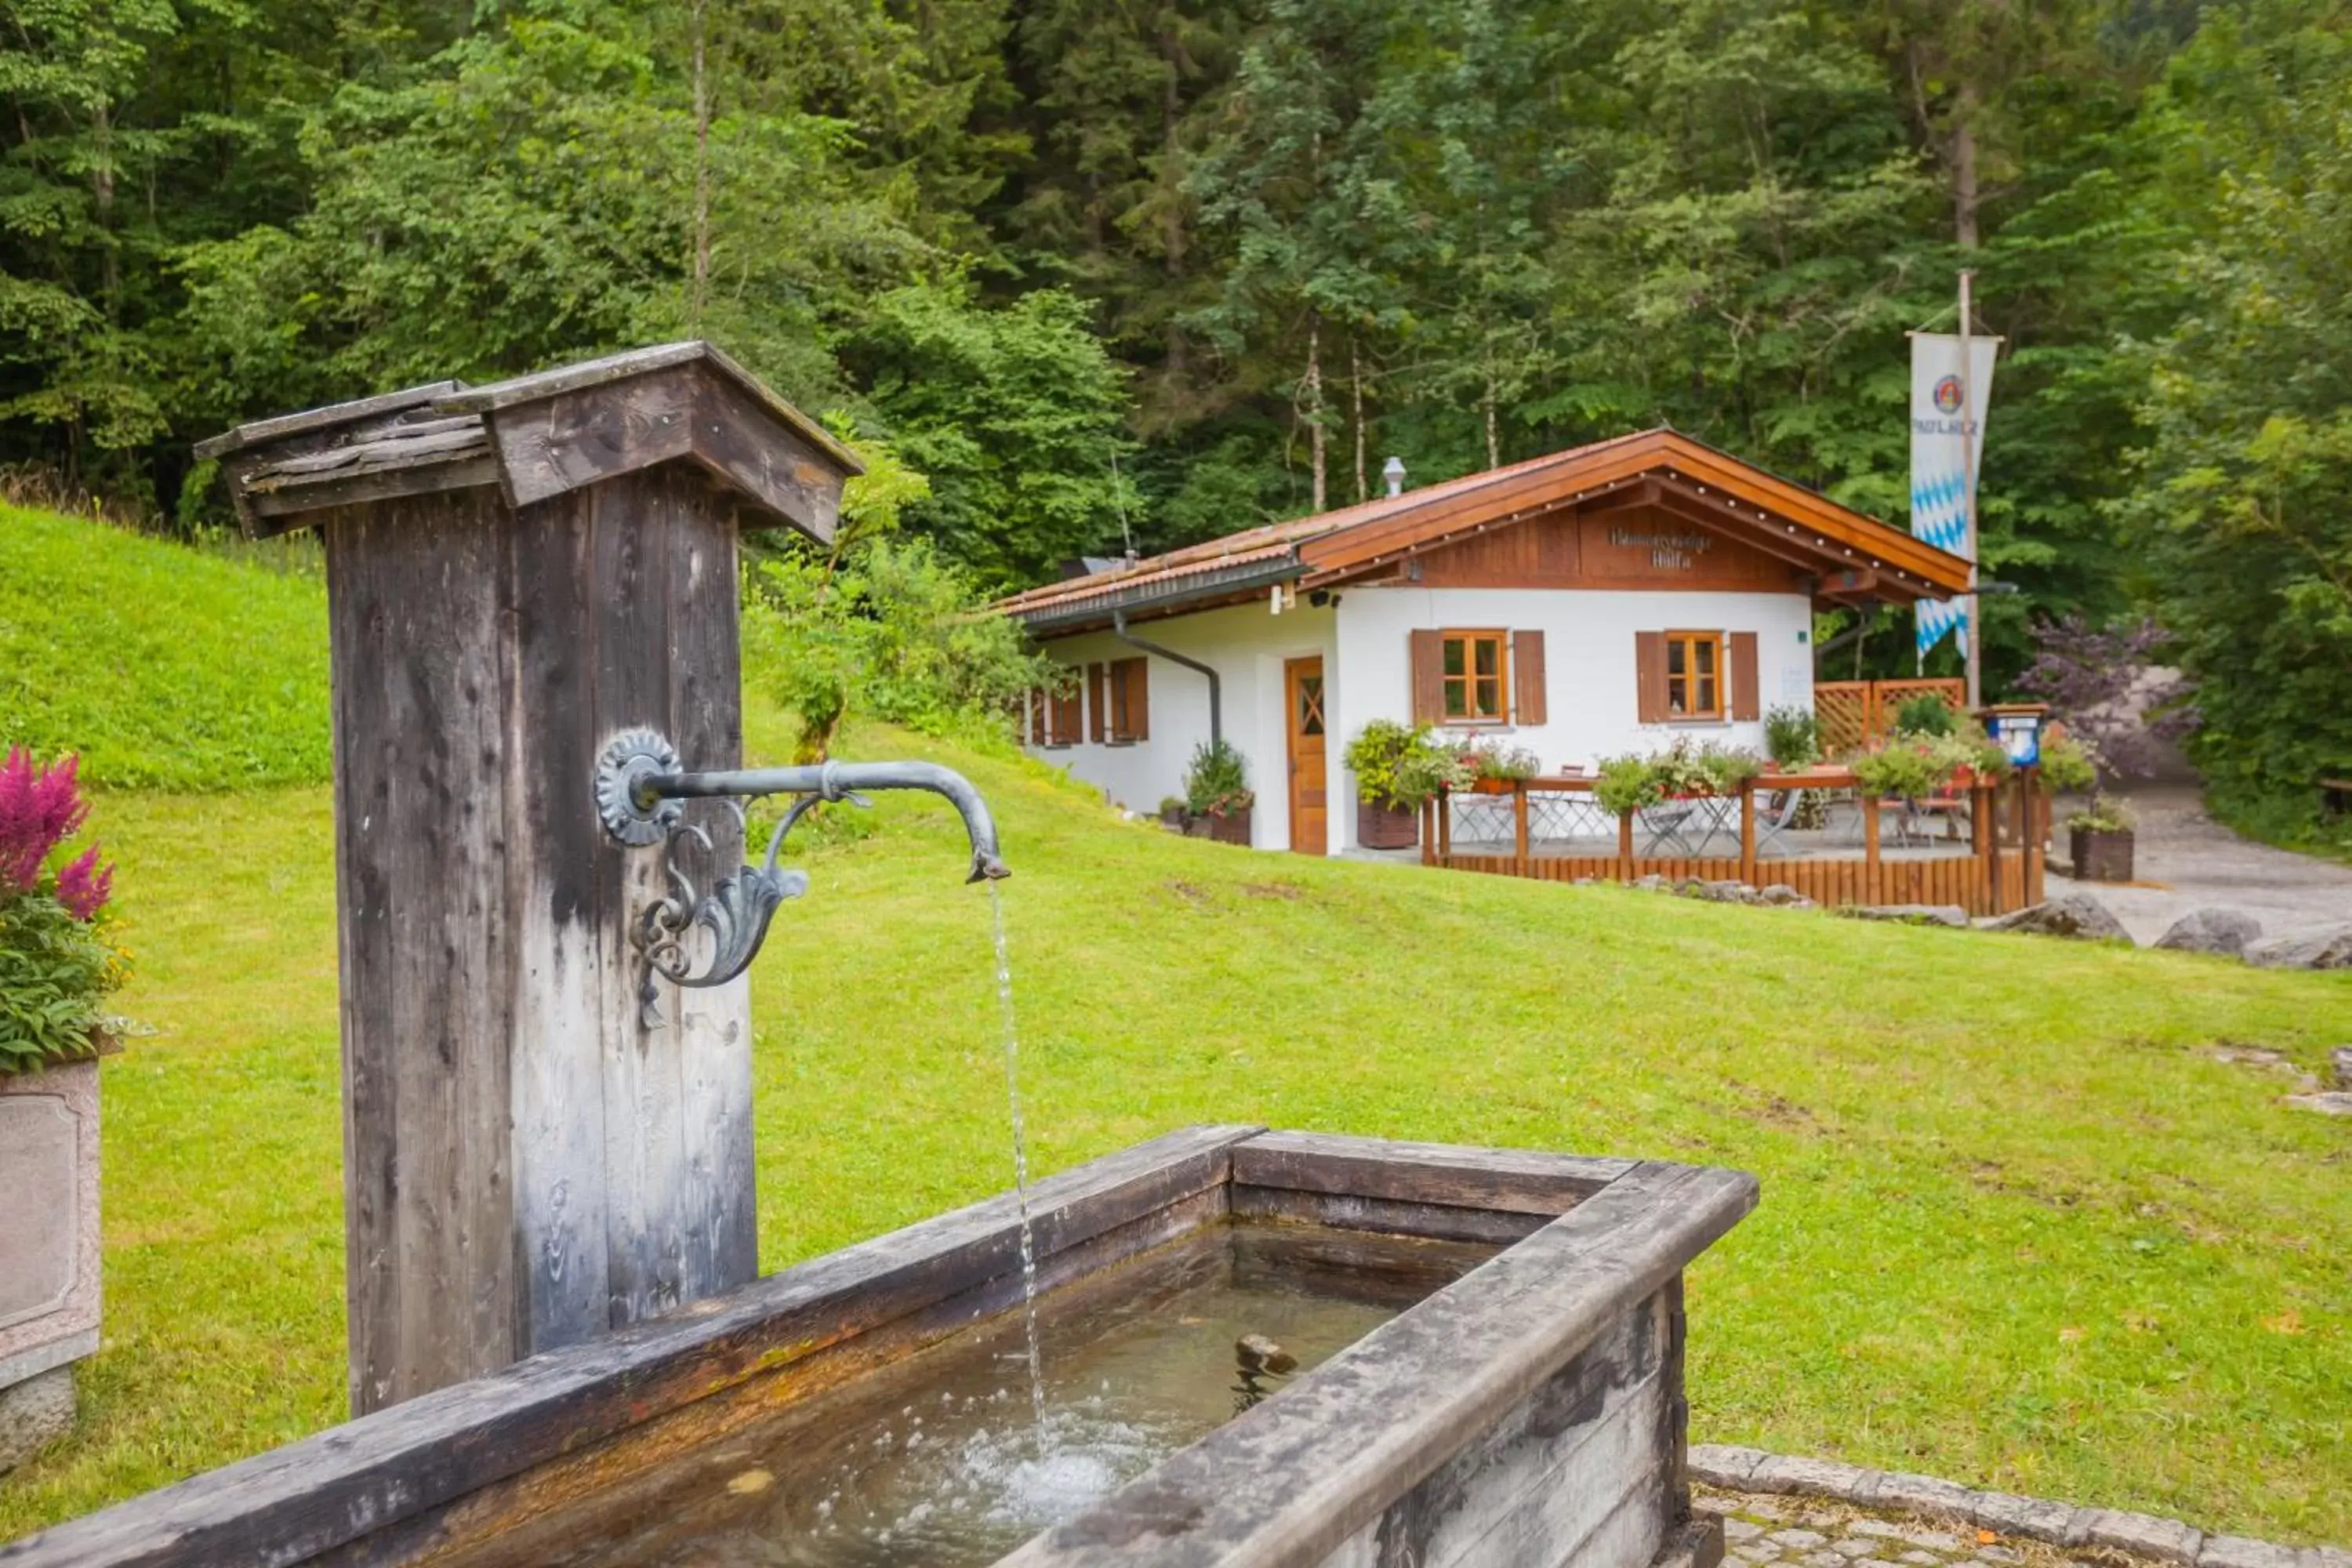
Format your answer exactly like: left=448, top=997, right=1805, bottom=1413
left=1908, top=331, right=1999, bottom=659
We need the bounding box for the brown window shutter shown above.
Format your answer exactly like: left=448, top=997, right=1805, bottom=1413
left=1512, top=630, right=1547, bottom=726
left=1088, top=662, right=1108, bottom=742
left=1410, top=630, right=1444, bottom=724
left=1730, top=631, right=1760, bottom=720
left=1123, top=657, right=1149, bottom=740
left=1028, top=688, right=1045, bottom=745
left=1635, top=631, right=1667, bottom=724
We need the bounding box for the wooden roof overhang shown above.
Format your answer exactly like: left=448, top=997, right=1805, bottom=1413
left=1296, top=430, right=1968, bottom=605
left=194, top=341, right=864, bottom=544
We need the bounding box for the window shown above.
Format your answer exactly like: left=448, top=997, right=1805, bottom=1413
left=1108, top=657, right=1149, bottom=742
left=1664, top=630, right=1722, bottom=720
left=1441, top=630, right=1509, bottom=723
left=1047, top=685, right=1083, bottom=746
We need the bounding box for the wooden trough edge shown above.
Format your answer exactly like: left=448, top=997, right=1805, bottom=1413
left=0, top=1124, right=1260, bottom=1568
left=0, top=1127, right=1751, bottom=1568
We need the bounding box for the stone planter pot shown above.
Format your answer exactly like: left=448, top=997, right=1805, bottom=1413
left=1158, top=805, right=1188, bottom=832
left=1356, top=801, right=1418, bottom=850
left=0, top=1057, right=101, bottom=1472
left=2071, top=825, right=2135, bottom=883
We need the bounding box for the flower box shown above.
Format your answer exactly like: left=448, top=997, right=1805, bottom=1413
left=1356, top=802, right=1419, bottom=850
left=0, top=1057, right=100, bottom=1472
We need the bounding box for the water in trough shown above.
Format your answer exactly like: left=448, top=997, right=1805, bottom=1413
left=440, top=1221, right=1497, bottom=1567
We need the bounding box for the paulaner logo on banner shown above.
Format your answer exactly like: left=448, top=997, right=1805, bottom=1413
left=1908, top=331, right=1998, bottom=659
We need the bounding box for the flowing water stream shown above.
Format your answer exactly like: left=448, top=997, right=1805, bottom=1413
left=987, top=880, right=1048, bottom=1431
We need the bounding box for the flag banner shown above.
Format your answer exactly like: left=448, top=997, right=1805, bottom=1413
left=1908, top=332, right=1999, bottom=660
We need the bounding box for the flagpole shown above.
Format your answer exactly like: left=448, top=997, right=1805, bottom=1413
left=1958, top=268, right=1980, bottom=710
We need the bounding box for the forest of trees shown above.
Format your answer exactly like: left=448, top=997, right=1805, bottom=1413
left=1, top=0, right=2346, bottom=836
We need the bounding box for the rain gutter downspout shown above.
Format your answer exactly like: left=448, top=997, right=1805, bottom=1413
left=1112, top=607, right=1220, bottom=746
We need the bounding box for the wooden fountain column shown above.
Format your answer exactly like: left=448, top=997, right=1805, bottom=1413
left=198, top=344, right=861, bottom=1413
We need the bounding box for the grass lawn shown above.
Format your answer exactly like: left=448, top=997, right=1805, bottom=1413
left=2, top=703, right=2347, bottom=1547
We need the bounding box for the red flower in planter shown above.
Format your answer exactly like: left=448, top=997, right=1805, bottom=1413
left=0, top=747, right=109, bottom=914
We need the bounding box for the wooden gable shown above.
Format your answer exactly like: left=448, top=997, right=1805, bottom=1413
left=1407, top=504, right=1806, bottom=593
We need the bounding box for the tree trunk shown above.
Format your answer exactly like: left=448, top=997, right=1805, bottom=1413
left=1305, top=317, right=1327, bottom=514
left=1483, top=368, right=1499, bottom=470
left=1160, top=24, right=1188, bottom=381
left=691, top=0, right=710, bottom=325
left=1951, top=82, right=1980, bottom=250
left=1352, top=336, right=1367, bottom=503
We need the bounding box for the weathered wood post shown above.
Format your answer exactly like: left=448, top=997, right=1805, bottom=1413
left=197, top=343, right=862, bottom=1414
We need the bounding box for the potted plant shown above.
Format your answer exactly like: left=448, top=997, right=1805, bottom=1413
left=2035, top=731, right=2132, bottom=878
left=1849, top=735, right=1951, bottom=803
left=1156, top=796, right=1188, bottom=831
left=1343, top=721, right=1461, bottom=848
left=1762, top=705, right=1819, bottom=773
left=0, top=749, right=123, bottom=1472
left=1594, top=754, right=1664, bottom=818
left=1467, top=740, right=1541, bottom=794
left=1182, top=739, right=1255, bottom=846
left=1696, top=744, right=1763, bottom=797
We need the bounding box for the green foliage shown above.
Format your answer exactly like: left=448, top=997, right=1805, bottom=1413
left=845, top=282, right=1136, bottom=586
left=0, top=892, right=120, bottom=1076
left=740, top=534, right=1058, bottom=764
left=1594, top=754, right=1664, bottom=818
left=1851, top=735, right=1955, bottom=800
left=1893, top=692, right=1959, bottom=739
left=2067, top=798, right=2138, bottom=833
left=0, top=506, right=330, bottom=789
left=1468, top=740, right=1541, bottom=782
left=2038, top=731, right=2100, bottom=796
left=1342, top=720, right=1469, bottom=809
left=1181, top=737, right=1253, bottom=815
left=1763, top=706, right=1821, bottom=769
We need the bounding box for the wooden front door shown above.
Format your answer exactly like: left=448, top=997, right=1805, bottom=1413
left=1285, top=656, right=1328, bottom=855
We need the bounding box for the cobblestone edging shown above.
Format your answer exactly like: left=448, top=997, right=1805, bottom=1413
left=1691, top=1446, right=2350, bottom=1568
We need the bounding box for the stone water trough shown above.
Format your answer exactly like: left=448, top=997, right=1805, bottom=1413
left=2, top=1126, right=1755, bottom=1568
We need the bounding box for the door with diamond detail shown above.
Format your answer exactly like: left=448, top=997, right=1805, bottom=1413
left=1285, top=656, right=1327, bottom=855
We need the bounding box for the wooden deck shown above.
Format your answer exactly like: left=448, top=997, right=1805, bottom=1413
left=1420, top=767, right=2047, bottom=916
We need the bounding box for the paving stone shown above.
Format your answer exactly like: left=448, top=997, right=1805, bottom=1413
left=1831, top=1538, right=1880, bottom=1557
left=2303, top=1548, right=2352, bottom=1568
left=1977, top=1548, right=2022, bottom=1563
left=1971, top=1491, right=2085, bottom=1545
left=2198, top=1538, right=2300, bottom=1568
left=1724, top=1519, right=1766, bottom=1541
left=1804, top=1552, right=1850, bottom=1568
left=1887, top=1526, right=1968, bottom=1552
left=1874, top=1473, right=1977, bottom=1521
left=1897, top=1554, right=1943, bottom=1566
left=1733, top=1544, right=1784, bottom=1563
left=1773, top=1530, right=1832, bottom=1550
left=2074, top=1508, right=2203, bottom=1564
left=1853, top=1559, right=1906, bottom=1568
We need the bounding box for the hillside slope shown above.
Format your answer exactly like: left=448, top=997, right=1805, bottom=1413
left=0, top=515, right=2347, bottom=1547
left=0, top=508, right=328, bottom=787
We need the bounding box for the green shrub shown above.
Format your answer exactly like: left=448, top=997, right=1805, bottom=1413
left=1850, top=736, right=1951, bottom=800
left=1595, top=754, right=1664, bottom=816
left=1343, top=720, right=1472, bottom=809
left=1468, top=739, right=1541, bottom=782
left=1893, top=692, right=1959, bottom=737
left=1763, top=705, right=1820, bottom=768
left=1183, top=738, right=1254, bottom=815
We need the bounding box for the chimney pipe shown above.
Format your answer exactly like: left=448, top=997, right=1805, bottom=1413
left=1382, top=456, right=1406, bottom=498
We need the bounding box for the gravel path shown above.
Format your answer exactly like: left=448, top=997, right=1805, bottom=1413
left=2054, top=786, right=2352, bottom=946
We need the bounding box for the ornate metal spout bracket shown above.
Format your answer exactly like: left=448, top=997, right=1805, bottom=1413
left=594, top=727, right=1010, bottom=1026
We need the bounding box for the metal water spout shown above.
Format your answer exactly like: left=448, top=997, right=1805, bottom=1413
left=594, top=728, right=1009, bottom=1016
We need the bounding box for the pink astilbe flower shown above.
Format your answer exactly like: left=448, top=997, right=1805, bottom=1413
left=0, top=748, right=91, bottom=897
left=55, top=844, right=114, bottom=921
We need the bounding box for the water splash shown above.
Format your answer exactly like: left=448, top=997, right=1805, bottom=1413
left=988, top=879, right=1047, bottom=1431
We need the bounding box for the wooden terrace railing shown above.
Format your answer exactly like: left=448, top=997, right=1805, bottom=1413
left=1418, top=766, right=2047, bottom=916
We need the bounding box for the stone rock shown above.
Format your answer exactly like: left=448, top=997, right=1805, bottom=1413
left=2244, top=923, right=2352, bottom=971
left=1842, top=904, right=1971, bottom=928
left=1982, top=894, right=2129, bottom=941
left=2333, top=1047, right=2352, bottom=1090
left=1831, top=1540, right=1878, bottom=1559
left=1631, top=873, right=1671, bottom=893
left=2198, top=1537, right=2304, bottom=1568
left=1769, top=1530, right=1831, bottom=1551
left=2153, top=907, right=2264, bottom=957
left=1702, top=880, right=1762, bottom=904
left=1678, top=877, right=1714, bottom=898
left=0, top=1364, right=74, bottom=1473
left=1757, top=884, right=1812, bottom=906
left=1748, top=1453, right=1875, bottom=1498
left=2071, top=1508, right=2202, bottom=1565
left=1870, top=1472, right=1975, bottom=1523
left=1724, top=1519, right=1768, bottom=1542
left=2285, top=1091, right=2352, bottom=1118
left=1969, top=1490, right=2083, bottom=1545
left=1690, top=1443, right=1769, bottom=1488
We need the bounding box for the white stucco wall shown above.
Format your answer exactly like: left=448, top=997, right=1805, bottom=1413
left=1328, top=585, right=1816, bottom=850
left=1023, top=599, right=1337, bottom=851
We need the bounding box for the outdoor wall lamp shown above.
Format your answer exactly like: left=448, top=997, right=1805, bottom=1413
left=595, top=728, right=1010, bottom=1018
